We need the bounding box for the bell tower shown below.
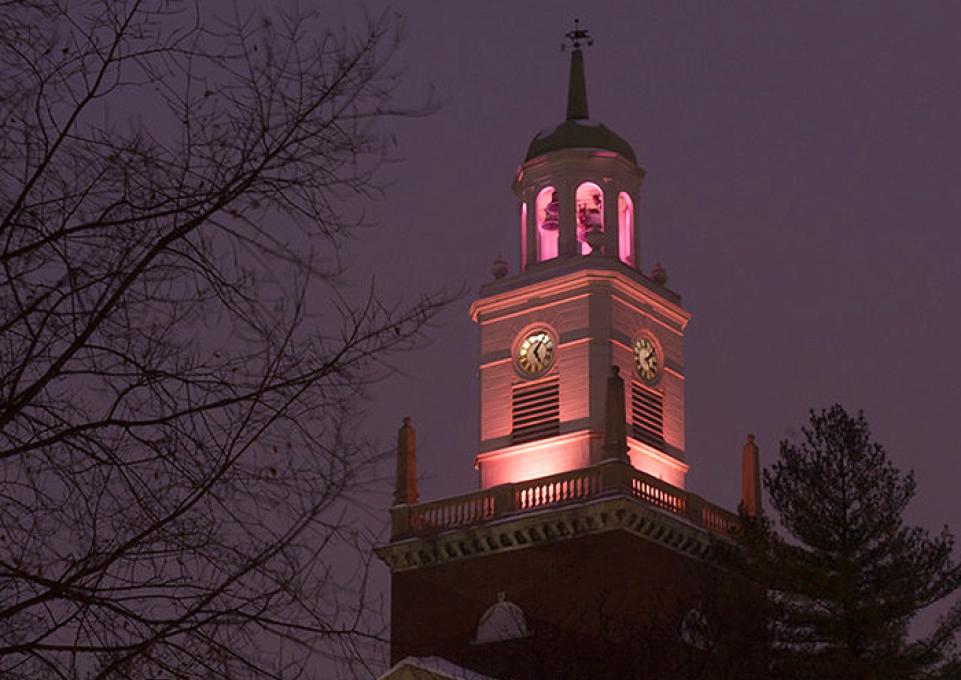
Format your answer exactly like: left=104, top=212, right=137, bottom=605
left=472, top=23, right=689, bottom=490
left=377, top=24, right=765, bottom=680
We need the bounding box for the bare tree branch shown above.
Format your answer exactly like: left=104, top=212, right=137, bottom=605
left=0, top=1, right=447, bottom=677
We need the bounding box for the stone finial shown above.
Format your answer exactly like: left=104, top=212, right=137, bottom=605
left=393, top=417, right=419, bottom=505
left=491, top=255, right=508, bottom=280
left=651, top=262, right=668, bottom=286
left=741, top=434, right=761, bottom=517
left=603, top=366, right=630, bottom=461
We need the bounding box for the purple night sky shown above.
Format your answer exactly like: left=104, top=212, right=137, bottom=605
left=7, top=3, right=958, bottom=677
left=322, top=0, right=961, bottom=664
left=360, top=1, right=960, bottom=534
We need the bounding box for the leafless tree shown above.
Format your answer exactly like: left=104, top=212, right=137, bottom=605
left=0, top=1, right=446, bottom=677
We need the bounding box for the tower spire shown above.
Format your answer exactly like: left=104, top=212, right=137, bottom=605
left=563, top=19, right=592, bottom=120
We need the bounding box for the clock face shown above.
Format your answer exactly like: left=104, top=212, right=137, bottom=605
left=633, top=336, right=659, bottom=381
left=517, top=330, right=556, bottom=376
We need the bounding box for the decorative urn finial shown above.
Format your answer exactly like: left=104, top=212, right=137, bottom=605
left=651, top=262, right=668, bottom=285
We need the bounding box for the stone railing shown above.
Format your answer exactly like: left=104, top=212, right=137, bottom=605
left=391, top=459, right=738, bottom=539
left=406, top=489, right=496, bottom=533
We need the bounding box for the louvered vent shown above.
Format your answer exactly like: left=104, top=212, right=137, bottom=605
left=511, top=376, right=560, bottom=445
left=631, top=382, right=664, bottom=450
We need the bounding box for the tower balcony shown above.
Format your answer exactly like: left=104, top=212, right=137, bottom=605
left=379, top=459, right=738, bottom=573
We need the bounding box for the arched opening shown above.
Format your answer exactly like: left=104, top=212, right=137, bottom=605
left=576, top=182, right=604, bottom=255
left=535, top=186, right=559, bottom=261
left=618, top=192, right=634, bottom=265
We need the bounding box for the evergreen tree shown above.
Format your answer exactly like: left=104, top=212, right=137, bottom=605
left=739, top=404, right=961, bottom=680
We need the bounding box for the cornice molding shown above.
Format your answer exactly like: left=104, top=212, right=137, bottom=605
left=471, top=265, right=690, bottom=330
left=376, top=494, right=728, bottom=574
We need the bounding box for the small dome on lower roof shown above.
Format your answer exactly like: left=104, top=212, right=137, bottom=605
left=525, top=118, right=637, bottom=165
left=474, top=593, right=530, bottom=643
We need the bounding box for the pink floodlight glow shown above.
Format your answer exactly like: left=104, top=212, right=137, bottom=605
left=535, top=186, right=559, bottom=261
left=477, top=432, right=590, bottom=488
left=627, top=439, right=687, bottom=489
left=618, top=192, right=634, bottom=265
left=576, top=182, right=604, bottom=255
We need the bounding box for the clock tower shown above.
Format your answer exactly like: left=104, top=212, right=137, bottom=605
left=378, top=24, right=765, bottom=680
left=472, top=28, right=689, bottom=491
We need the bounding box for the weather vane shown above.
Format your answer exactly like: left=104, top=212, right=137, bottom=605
left=561, top=18, right=593, bottom=51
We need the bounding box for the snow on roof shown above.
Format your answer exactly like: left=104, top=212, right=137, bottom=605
left=378, top=655, right=501, bottom=680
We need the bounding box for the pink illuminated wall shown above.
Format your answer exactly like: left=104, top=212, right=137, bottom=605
left=627, top=442, right=687, bottom=489
left=618, top=192, right=634, bottom=265
left=535, top=187, right=559, bottom=261
left=473, top=262, right=689, bottom=492
left=477, top=433, right=591, bottom=488
left=576, top=182, right=604, bottom=255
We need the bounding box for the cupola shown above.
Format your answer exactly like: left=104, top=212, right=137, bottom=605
left=513, top=20, right=645, bottom=271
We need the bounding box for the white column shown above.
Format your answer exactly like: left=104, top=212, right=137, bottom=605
left=524, top=192, right=537, bottom=269
left=558, top=179, right=577, bottom=257
left=603, top=180, right=618, bottom=259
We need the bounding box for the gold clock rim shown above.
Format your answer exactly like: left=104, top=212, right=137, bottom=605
left=632, top=335, right=660, bottom=382
left=515, top=329, right=556, bottom=378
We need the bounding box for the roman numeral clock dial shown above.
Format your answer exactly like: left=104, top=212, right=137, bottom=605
left=633, top=336, right=659, bottom=382
left=517, top=330, right=555, bottom=377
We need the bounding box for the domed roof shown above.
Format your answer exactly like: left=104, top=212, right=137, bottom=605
left=526, top=118, right=636, bottom=164
left=474, top=593, right=530, bottom=644
left=523, top=35, right=636, bottom=165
